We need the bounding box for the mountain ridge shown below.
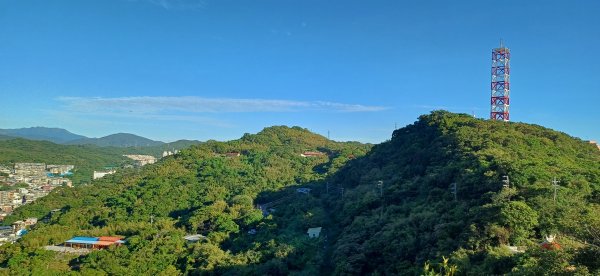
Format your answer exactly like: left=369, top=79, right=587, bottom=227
left=0, top=127, right=86, bottom=143
left=65, top=133, right=164, bottom=147
left=0, top=127, right=171, bottom=148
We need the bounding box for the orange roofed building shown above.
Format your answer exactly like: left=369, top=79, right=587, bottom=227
left=64, top=236, right=125, bottom=250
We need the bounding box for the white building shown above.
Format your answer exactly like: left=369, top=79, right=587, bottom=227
left=93, top=170, right=116, bottom=180
left=123, top=155, right=157, bottom=167
left=307, top=227, right=322, bottom=238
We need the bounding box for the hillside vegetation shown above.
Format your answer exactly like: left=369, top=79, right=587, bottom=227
left=325, top=111, right=600, bottom=274
left=0, top=126, right=370, bottom=275
left=1, top=113, right=600, bottom=275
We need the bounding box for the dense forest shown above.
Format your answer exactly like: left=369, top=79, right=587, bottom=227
left=1, top=112, right=599, bottom=275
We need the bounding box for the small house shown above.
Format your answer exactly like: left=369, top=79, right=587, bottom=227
left=24, top=217, right=37, bottom=226
left=296, top=188, right=311, bottom=194
left=300, top=151, right=325, bottom=158
left=184, top=234, right=206, bottom=243
left=307, top=227, right=322, bottom=238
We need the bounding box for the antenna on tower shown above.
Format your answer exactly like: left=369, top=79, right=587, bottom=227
left=490, top=40, right=511, bottom=121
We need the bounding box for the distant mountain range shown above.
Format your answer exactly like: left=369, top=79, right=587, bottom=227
left=65, top=133, right=164, bottom=147
left=0, top=127, right=86, bottom=143
left=0, top=127, right=200, bottom=148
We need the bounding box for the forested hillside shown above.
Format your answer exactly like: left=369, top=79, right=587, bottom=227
left=0, top=126, right=371, bottom=274
left=325, top=111, right=600, bottom=274
left=1, top=113, right=600, bottom=275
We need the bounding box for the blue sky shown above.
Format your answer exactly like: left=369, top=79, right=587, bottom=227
left=1, top=0, right=599, bottom=143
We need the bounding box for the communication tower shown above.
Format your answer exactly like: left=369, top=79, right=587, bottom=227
left=490, top=41, right=511, bottom=121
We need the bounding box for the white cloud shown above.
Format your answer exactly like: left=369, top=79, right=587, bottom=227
left=57, top=96, right=387, bottom=114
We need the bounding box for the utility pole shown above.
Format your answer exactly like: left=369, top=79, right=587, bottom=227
left=150, top=215, right=154, bottom=225
left=327, top=130, right=330, bottom=140
left=552, top=177, right=560, bottom=202
left=450, top=183, right=457, bottom=201
left=502, top=175, right=510, bottom=189
left=377, top=180, right=384, bottom=220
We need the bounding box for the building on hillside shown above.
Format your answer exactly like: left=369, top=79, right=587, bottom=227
left=589, top=141, right=600, bottom=151
left=14, top=163, right=46, bottom=176
left=307, top=227, right=322, bottom=238
left=184, top=234, right=206, bottom=243
left=24, top=218, right=37, bottom=226
left=123, top=155, right=157, bottom=167
left=93, top=170, right=116, bottom=180
left=0, top=165, right=11, bottom=174
left=46, top=165, right=74, bottom=175
left=300, top=151, right=325, bottom=158
left=0, top=191, right=15, bottom=205
left=224, top=152, right=241, bottom=158
left=64, top=236, right=125, bottom=250
left=162, top=150, right=179, bottom=158
left=296, top=188, right=311, bottom=194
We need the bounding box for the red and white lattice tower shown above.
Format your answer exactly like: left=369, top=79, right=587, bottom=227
left=490, top=41, right=510, bottom=121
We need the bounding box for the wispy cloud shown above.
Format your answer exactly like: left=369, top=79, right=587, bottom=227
left=57, top=96, right=387, bottom=114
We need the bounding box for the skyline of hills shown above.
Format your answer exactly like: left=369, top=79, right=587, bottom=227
left=0, top=127, right=86, bottom=144
left=0, top=127, right=198, bottom=148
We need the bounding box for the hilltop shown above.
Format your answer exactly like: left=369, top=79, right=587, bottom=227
left=1, top=115, right=599, bottom=275
left=325, top=111, right=600, bottom=274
